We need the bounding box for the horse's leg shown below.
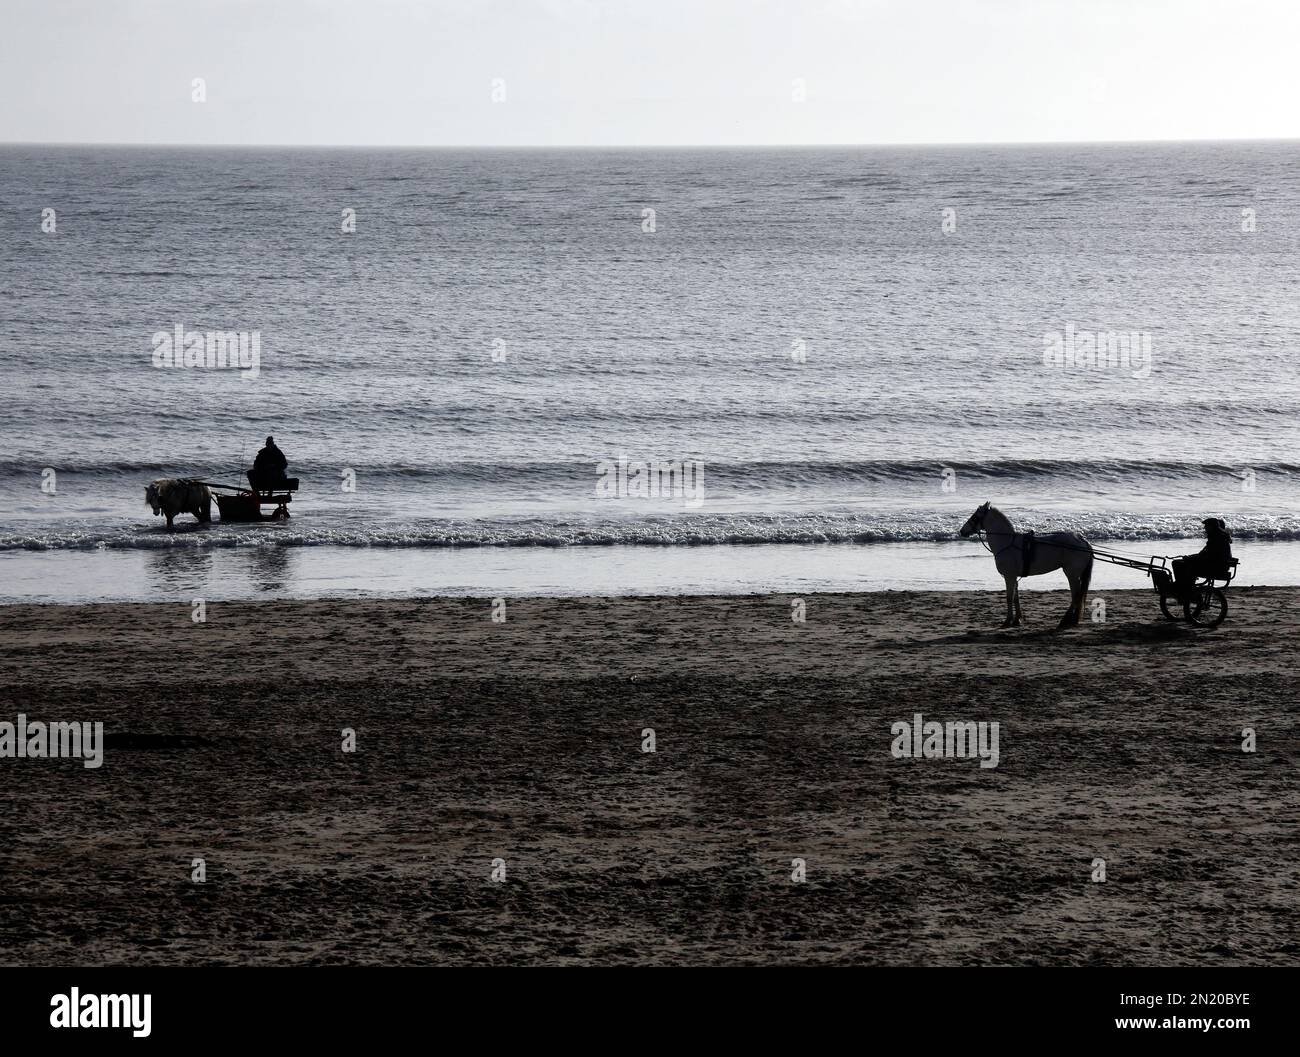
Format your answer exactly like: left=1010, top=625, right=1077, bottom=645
left=1002, top=574, right=1018, bottom=628
left=166, top=512, right=175, bottom=530
left=1014, top=580, right=1022, bottom=626
left=1071, top=548, right=1092, bottom=621
left=1059, top=566, right=1080, bottom=630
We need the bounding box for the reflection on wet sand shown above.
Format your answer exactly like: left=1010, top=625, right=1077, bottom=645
left=247, top=545, right=293, bottom=593
left=145, top=547, right=213, bottom=595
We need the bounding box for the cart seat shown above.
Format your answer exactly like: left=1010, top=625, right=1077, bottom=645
left=249, top=477, right=298, bottom=493
left=1206, top=559, right=1238, bottom=581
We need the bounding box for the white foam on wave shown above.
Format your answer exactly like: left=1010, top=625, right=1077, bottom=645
left=5, top=509, right=1300, bottom=552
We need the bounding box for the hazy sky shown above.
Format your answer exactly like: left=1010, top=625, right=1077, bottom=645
left=2, top=0, right=1297, bottom=146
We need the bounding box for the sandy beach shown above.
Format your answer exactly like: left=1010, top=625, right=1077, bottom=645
left=1, top=588, right=1296, bottom=966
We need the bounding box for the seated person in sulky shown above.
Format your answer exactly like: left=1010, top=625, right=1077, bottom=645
left=247, top=435, right=289, bottom=493
left=1172, top=517, right=1233, bottom=598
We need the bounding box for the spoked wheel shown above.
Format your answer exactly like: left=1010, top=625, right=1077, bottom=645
left=1184, top=587, right=1227, bottom=628
left=1158, top=594, right=1183, bottom=621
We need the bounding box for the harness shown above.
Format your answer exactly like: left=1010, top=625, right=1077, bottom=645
left=978, top=529, right=1035, bottom=579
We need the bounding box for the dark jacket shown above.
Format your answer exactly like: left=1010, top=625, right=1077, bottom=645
left=1194, top=527, right=1232, bottom=569
left=254, top=443, right=287, bottom=475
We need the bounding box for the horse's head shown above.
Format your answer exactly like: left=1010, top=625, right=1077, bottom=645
left=959, top=501, right=991, bottom=537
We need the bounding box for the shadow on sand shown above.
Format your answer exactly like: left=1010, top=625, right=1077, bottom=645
left=924, top=620, right=1199, bottom=647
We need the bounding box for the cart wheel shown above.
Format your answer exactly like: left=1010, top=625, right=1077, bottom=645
left=1158, top=594, right=1182, bottom=621
left=1184, top=588, right=1227, bottom=628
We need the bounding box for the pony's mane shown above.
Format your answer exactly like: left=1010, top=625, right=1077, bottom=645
left=981, top=504, right=1014, bottom=531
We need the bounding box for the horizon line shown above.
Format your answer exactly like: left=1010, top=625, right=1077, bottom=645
left=2, top=135, right=1297, bottom=151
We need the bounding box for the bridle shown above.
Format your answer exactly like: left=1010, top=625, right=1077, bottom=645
left=966, top=507, right=1023, bottom=561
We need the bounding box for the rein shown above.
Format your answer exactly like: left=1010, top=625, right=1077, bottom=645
left=974, top=525, right=1035, bottom=578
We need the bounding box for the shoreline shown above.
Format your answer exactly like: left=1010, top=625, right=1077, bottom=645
left=0, top=538, right=1295, bottom=604
left=3, top=590, right=1296, bottom=965
left=0, top=583, right=1277, bottom=607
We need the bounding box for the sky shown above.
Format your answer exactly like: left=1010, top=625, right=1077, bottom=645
left=2, top=0, right=1298, bottom=147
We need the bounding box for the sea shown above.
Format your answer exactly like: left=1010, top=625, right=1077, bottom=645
left=3, top=141, right=1300, bottom=603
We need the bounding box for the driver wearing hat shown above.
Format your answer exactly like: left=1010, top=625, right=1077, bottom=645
left=1172, top=518, right=1233, bottom=599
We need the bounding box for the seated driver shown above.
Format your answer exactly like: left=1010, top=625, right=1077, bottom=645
left=248, top=435, right=288, bottom=493
left=1172, top=518, right=1233, bottom=598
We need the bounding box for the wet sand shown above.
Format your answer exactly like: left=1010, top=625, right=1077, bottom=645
left=1, top=588, right=1297, bottom=965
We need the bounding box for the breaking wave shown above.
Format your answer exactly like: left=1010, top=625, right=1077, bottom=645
left=0, top=457, right=1291, bottom=487
left=6, top=510, right=1300, bottom=552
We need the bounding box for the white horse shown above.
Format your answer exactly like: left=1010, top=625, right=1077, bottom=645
left=145, top=478, right=212, bottom=530
left=958, top=501, right=1093, bottom=630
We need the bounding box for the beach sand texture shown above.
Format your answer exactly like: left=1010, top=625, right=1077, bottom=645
left=1, top=589, right=1296, bottom=965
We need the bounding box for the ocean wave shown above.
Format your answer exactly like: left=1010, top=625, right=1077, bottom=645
left=0, top=456, right=1292, bottom=486
left=6, top=511, right=1300, bottom=552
